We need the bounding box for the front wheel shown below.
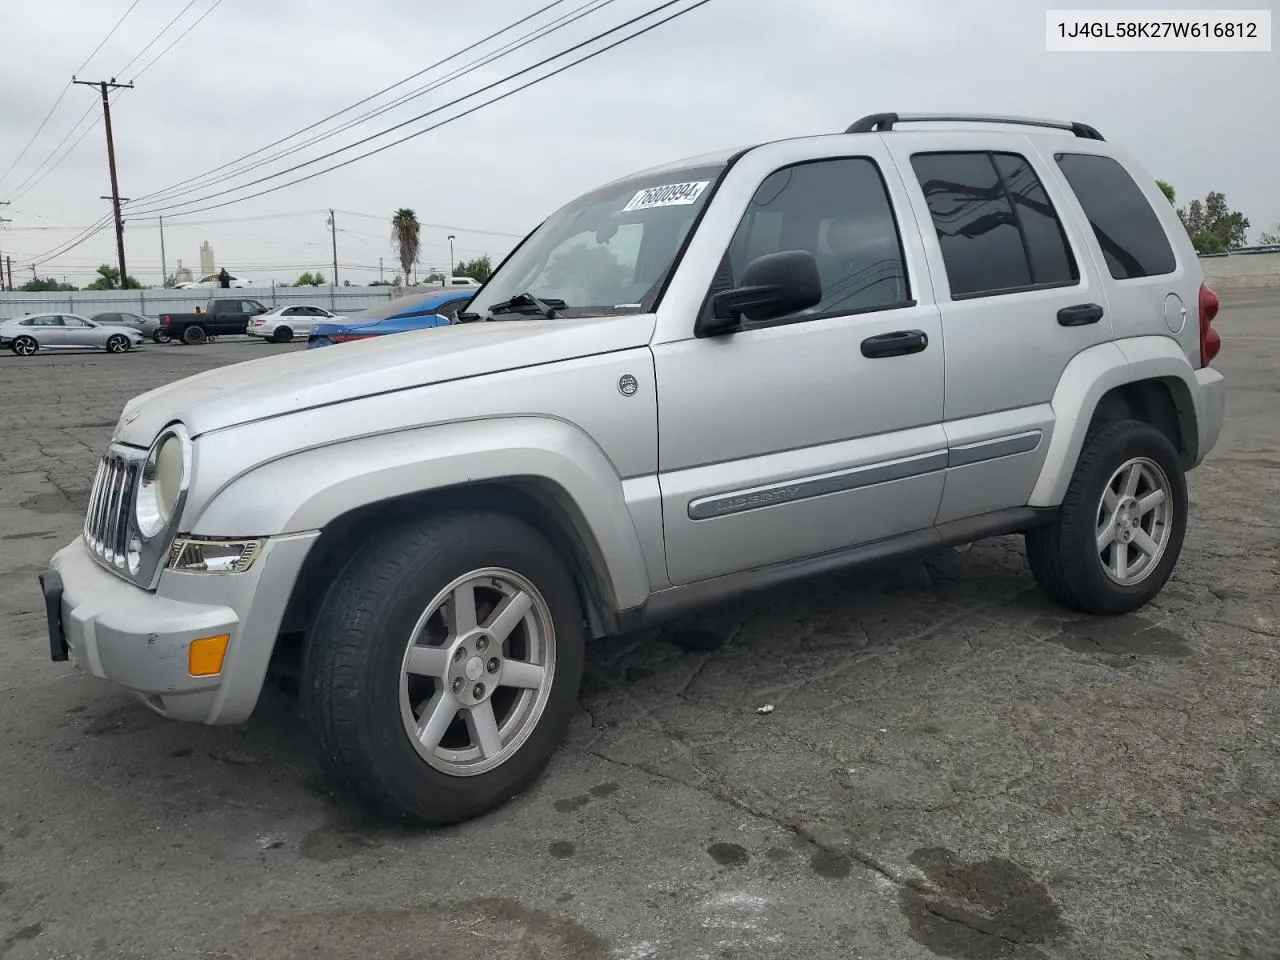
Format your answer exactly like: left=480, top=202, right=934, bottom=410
left=11, top=336, right=38, bottom=356
left=303, top=510, right=585, bottom=824
left=153, top=329, right=170, bottom=344
left=105, top=334, right=130, bottom=353
left=1026, top=419, right=1187, bottom=615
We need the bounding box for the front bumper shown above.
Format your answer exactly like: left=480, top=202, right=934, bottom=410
left=41, top=532, right=317, bottom=724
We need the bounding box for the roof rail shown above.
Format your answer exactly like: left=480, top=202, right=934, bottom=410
left=845, top=112, right=1105, bottom=141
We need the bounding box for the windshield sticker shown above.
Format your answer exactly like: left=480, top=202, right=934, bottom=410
left=621, top=180, right=710, bottom=213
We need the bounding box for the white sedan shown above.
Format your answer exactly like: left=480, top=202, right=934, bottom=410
left=175, top=272, right=254, bottom=289
left=0, top=312, right=146, bottom=356
left=247, top=304, right=345, bottom=343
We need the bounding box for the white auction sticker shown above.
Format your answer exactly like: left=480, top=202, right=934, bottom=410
left=621, top=180, right=710, bottom=213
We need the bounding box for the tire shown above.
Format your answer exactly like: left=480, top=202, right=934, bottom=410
left=105, top=334, right=130, bottom=353
left=182, top=326, right=206, bottom=345
left=272, top=326, right=294, bottom=344
left=303, top=509, right=586, bottom=824
left=11, top=336, right=38, bottom=357
left=153, top=330, right=170, bottom=344
left=1026, top=419, right=1187, bottom=616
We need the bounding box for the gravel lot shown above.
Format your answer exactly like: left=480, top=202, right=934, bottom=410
left=1, top=295, right=1277, bottom=960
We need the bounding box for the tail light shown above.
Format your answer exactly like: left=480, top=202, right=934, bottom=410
left=160, top=314, right=171, bottom=326
left=332, top=334, right=376, bottom=344
left=1198, top=284, right=1221, bottom=366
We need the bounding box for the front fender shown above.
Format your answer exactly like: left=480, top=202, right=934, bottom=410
left=1028, top=336, right=1202, bottom=507
left=189, top=417, right=652, bottom=611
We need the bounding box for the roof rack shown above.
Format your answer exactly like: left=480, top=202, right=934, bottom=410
left=845, top=112, right=1105, bottom=141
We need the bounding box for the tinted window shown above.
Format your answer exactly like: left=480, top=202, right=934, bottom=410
left=1055, top=152, right=1176, bottom=279
left=725, top=157, right=909, bottom=323
left=911, top=152, right=1078, bottom=298
left=241, top=301, right=262, bottom=314
left=94, top=313, right=120, bottom=324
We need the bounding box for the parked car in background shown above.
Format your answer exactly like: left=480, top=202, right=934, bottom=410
left=248, top=304, right=345, bottom=343
left=158, top=297, right=270, bottom=344
left=175, top=272, right=254, bottom=289
left=90, top=310, right=164, bottom=343
left=306, top=289, right=473, bottom=349
left=443, top=276, right=482, bottom=287
left=0, top=313, right=145, bottom=356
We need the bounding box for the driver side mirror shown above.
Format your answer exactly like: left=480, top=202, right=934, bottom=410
left=697, top=250, right=822, bottom=337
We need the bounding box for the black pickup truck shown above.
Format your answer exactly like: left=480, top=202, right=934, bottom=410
left=158, top=297, right=269, bottom=344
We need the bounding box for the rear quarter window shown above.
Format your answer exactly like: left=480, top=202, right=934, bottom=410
left=1054, top=153, right=1177, bottom=279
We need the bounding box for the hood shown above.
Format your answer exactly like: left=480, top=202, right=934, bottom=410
left=113, top=314, right=656, bottom=446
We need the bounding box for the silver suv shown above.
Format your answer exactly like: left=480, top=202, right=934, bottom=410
left=38, top=113, right=1226, bottom=824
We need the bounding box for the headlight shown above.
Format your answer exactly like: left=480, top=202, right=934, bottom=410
left=169, top=538, right=264, bottom=574
left=134, top=426, right=191, bottom=539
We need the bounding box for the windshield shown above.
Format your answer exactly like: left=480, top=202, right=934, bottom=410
left=468, top=161, right=727, bottom=319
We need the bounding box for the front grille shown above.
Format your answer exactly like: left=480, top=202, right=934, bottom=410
left=84, top=450, right=142, bottom=573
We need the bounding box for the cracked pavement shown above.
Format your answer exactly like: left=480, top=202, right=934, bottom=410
left=1, top=296, right=1278, bottom=960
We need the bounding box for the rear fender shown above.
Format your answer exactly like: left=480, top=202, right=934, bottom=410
left=1029, top=337, right=1200, bottom=507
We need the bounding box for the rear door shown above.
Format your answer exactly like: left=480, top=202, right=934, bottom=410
left=886, top=133, right=1112, bottom=523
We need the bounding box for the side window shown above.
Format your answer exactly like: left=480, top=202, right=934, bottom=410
left=724, top=157, right=910, bottom=324
left=242, top=301, right=263, bottom=314
left=1055, top=152, right=1176, bottom=279
left=63, top=316, right=90, bottom=327
left=910, top=151, right=1078, bottom=299
left=96, top=313, right=119, bottom=324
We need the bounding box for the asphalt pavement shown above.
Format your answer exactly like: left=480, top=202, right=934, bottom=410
left=1, top=299, right=1277, bottom=960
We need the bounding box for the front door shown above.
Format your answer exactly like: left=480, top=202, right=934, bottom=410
left=652, top=144, right=947, bottom=586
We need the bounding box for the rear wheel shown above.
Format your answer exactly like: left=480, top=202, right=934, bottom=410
left=105, top=334, right=130, bottom=353
left=303, top=510, right=585, bottom=824
left=272, top=326, right=294, bottom=343
left=11, top=336, right=37, bottom=357
left=182, top=326, right=206, bottom=345
left=1026, top=419, right=1187, bottom=615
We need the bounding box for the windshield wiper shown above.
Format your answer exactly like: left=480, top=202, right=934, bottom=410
left=487, top=292, right=567, bottom=319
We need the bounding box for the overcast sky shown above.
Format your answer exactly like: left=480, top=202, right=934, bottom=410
left=1, top=0, right=1275, bottom=286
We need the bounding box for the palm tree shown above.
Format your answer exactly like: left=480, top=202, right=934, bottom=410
left=391, top=208, right=421, bottom=287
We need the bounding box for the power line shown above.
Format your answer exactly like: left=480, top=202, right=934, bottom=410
left=5, top=102, right=99, bottom=201
left=132, top=0, right=227, bottom=79
left=0, top=0, right=144, bottom=191
left=132, top=0, right=620, bottom=207
left=21, top=0, right=712, bottom=266
left=127, top=0, right=714, bottom=219
left=127, top=0, right=576, bottom=205
left=76, top=0, right=148, bottom=73
left=116, top=0, right=203, bottom=76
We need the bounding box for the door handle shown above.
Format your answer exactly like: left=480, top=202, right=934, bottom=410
left=1057, top=303, right=1104, bottom=327
left=861, top=330, right=928, bottom=359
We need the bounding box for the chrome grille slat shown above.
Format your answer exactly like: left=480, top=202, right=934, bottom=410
left=84, top=447, right=144, bottom=575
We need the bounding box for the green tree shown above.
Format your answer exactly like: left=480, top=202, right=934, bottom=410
left=19, top=276, right=77, bottom=292
left=1177, top=191, right=1250, bottom=253
left=1156, top=180, right=1176, bottom=204
left=391, top=209, right=421, bottom=287
left=85, top=263, right=141, bottom=290
left=293, top=271, right=327, bottom=287
left=1259, top=221, right=1280, bottom=246
left=452, top=255, right=492, bottom=283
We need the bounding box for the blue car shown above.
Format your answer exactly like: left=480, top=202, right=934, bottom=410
left=306, top=289, right=475, bottom=349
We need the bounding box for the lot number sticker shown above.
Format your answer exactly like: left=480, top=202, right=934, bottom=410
left=621, top=180, right=710, bottom=212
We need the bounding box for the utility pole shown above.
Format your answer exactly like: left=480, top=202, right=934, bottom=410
left=326, top=209, right=339, bottom=286
left=74, top=77, right=133, bottom=287
left=159, top=215, right=168, bottom=288
left=379, top=257, right=384, bottom=283
left=0, top=202, right=10, bottom=291
left=5, top=257, right=12, bottom=292
left=448, top=235, right=456, bottom=275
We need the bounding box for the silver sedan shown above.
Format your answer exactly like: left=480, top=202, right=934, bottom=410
left=0, top=312, right=146, bottom=356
